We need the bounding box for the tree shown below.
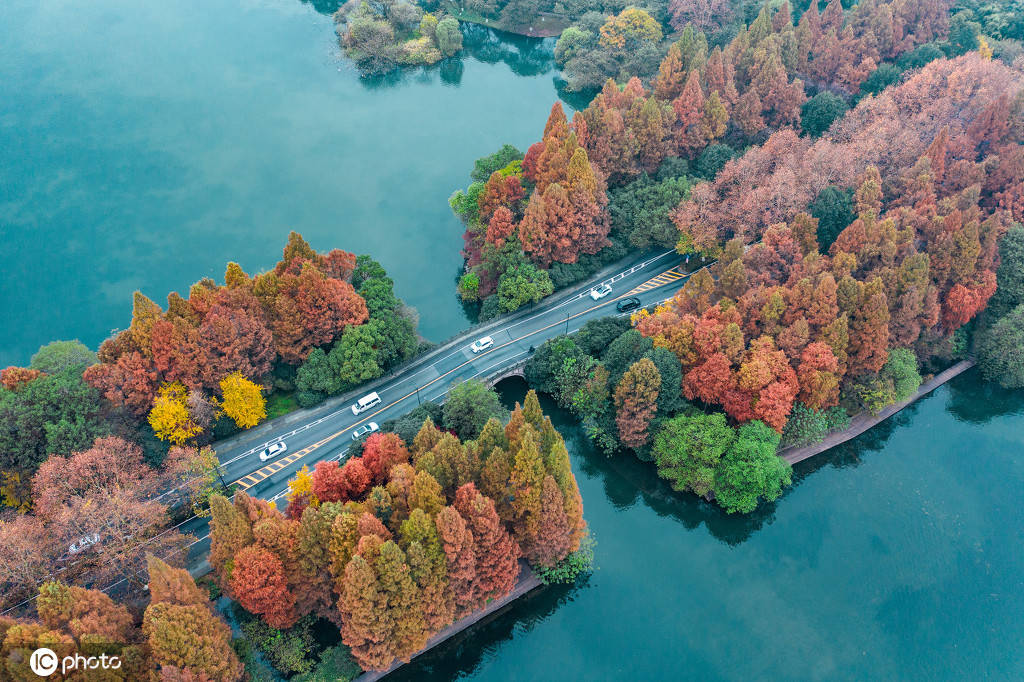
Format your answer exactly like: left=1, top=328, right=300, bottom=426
left=36, top=581, right=134, bottom=645
left=712, top=420, right=790, bottom=514
left=653, top=412, right=734, bottom=496
left=880, top=348, right=921, bottom=402
left=144, top=602, right=243, bottom=680
left=614, top=358, right=661, bottom=449
left=668, top=0, right=731, bottom=31
left=230, top=545, right=297, bottom=629
left=978, top=304, right=1024, bottom=389
left=800, top=92, right=848, bottom=137
left=530, top=475, right=572, bottom=568
left=30, top=340, right=96, bottom=375
left=496, top=264, right=553, bottom=312
left=149, top=382, right=202, bottom=445
left=329, top=324, right=383, bottom=390
left=146, top=554, right=210, bottom=607
left=360, top=432, right=411, bottom=485
left=576, top=317, right=631, bottom=356
left=218, top=372, right=266, bottom=429
left=453, top=484, right=519, bottom=601
left=442, top=379, right=507, bottom=441
left=0, top=367, right=41, bottom=391
left=209, top=494, right=254, bottom=586
left=524, top=336, right=584, bottom=394
left=1, top=368, right=107, bottom=475
left=434, top=506, right=480, bottom=619
left=435, top=17, right=462, bottom=56
left=810, top=186, right=855, bottom=252
left=598, top=8, right=663, bottom=50
left=338, top=545, right=394, bottom=671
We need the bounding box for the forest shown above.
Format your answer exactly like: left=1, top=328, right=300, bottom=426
left=451, top=0, right=1024, bottom=511
left=0, top=394, right=589, bottom=680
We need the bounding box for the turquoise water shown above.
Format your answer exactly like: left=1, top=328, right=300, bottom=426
left=0, top=0, right=565, bottom=366
left=5, top=2, right=1024, bottom=679
left=391, top=370, right=1024, bottom=681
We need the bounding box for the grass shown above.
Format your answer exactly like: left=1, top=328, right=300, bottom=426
left=266, top=392, right=300, bottom=420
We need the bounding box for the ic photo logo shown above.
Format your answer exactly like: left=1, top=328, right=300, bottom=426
left=29, top=647, right=122, bottom=677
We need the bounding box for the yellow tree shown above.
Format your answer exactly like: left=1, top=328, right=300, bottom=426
left=218, top=372, right=266, bottom=428
left=149, top=382, right=202, bottom=444
left=598, top=7, right=662, bottom=50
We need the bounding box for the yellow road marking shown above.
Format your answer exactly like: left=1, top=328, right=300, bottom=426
left=233, top=262, right=691, bottom=491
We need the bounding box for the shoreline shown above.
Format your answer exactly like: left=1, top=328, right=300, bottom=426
left=354, top=561, right=543, bottom=681
left=779, top=359, right=977, bottom=465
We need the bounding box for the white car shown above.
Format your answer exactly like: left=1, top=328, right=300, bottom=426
left=258, top=441, right=287, bottom=462
left=352, top=422, right=380, bottom=440
left=470, top=336, right=494, bottom=353
left=69, top=533, right=100, bottom=555
left=590, top=283, right=613, bottom=300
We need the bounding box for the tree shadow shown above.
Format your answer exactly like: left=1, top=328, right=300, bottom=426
left=385, top=579, right=588, bottom=681
left=944, top=367, right=1024, bottom=424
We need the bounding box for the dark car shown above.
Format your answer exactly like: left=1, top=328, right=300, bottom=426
left=616, top=297, right=642, bottom=313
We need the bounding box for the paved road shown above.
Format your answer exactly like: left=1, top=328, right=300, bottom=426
left=174, top=249, right=708, bottom=569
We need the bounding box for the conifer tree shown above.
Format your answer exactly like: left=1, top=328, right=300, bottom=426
left=208, top=494, right=254, bottom=587
left=434, top=506, right=480, bottom=619
left=454, top=484, right=520, bottom=601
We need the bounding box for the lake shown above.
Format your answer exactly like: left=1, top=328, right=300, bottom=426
left=4, top=2, right=1023, bottom=680
left=1, top=0, right=568, bottom=366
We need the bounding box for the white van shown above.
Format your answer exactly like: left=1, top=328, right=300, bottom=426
left=352, top=391, right=381, bottom=415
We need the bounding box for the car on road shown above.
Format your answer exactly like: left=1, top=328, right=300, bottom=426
left=258, top=441, right=287, bottom=462
left=616, top=296, right=642, bottom=313
left=590, top=283, right=613, bottom=300
left=352, top=391, right=382, bottom=415
left=352, top=422, right=380, bottom=440
left=470, top=336, right=494, bottom=353
left=68, top=533, right=100, bottom=555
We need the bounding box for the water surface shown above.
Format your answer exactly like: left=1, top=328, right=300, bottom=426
left=1, top=0, right=564, bottom=365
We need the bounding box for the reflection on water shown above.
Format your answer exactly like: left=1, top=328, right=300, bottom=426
left=358, top=23, right=561, bottom=90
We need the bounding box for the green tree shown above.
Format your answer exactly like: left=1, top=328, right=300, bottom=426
left=800, top=92, right=849, bottom=137
left=497, top=264, right=553, bottom=312
left=712, top=421, right=790, bottom=514
left=653, top=412, right=734, bottom=496
left=978, top=304, right=1024, bottom=389
left=524, top=336, right=584, bottom=394
left=810, top=186, right=855, bottom=252
left=988, top=224, right=1024, bottom=319
left=880, top=348, right=921, bottom=402
left=435, top=17, right=462, bottom=57
left=0, top=368, right=106, bottom=475
left=575, top=317, right=631, bottom=357
left=29, top=340, right=96, bottom=375
left=859, top=63, right=902, bottom=97
left=602, top=329, right=654, bottom=386
left=442, top=379, right=508, bottom=440
left=471, top=144, right=523, bottom=182
left=329, top=325, right=383, bottom=390
left=694, top=143, right=734, bottom=180
left=608, top=174, right=691, bottom=249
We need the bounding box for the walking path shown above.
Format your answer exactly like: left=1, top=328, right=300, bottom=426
left=779, top=359, right=976, bottom=465
left=354, top=562, right=543, bottom=681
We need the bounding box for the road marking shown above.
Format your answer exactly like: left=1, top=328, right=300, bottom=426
left=626, top=265, right=688, bottom=294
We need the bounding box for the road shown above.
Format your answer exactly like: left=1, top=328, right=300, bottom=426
left=174, top=249, right=708, bottom=569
